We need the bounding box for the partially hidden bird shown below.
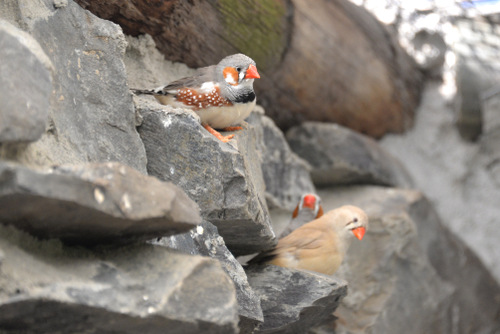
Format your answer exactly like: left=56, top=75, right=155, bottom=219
left=132, top=53, right=260, bottom=143
left=249, top=205, right=368, bottom=275
left=280, top=193, right=324, bottom=238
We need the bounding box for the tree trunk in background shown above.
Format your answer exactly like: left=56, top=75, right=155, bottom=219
left=76, top=0, right=423, bottom=138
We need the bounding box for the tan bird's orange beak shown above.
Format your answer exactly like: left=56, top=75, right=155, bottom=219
left=352, top=226, right=366, bottom=240
left=245, top=64, right=260, bottom=79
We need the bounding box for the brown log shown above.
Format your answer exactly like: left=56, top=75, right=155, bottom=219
left=76, top=0, right=423, bottom=138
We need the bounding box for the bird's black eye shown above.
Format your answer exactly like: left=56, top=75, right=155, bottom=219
left=235, top=66, right=242, bottom=72
left=353, top=217, right=358, bottom=223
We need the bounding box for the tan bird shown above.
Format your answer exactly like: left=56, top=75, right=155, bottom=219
left=249, top=205, right=368, bottom=275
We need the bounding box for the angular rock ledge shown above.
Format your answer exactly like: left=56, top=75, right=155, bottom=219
left=287, top=122, right=413, bottom=188
left=155, top=221, right=264, bottom=334
left=0, top=226, right=238, bottom=334
left=137, top=102, right=275, bottom=255
left=0, top=161, right=201, bottom=244
left=245, top=265, right=347, bottom=333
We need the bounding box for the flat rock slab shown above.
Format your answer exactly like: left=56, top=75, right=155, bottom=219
left=0, top=161, right=200, bottom=244
left=245, top=265, right=347, bottom=334
left=137, top=102, right=275, bottom=255
left=287, top=122, right=413, bottom=188
left=156, top=221, right=263, bottom=333
left=0, top=226, right=238, bottom=334
left=0, top=20, right=52, bottom=143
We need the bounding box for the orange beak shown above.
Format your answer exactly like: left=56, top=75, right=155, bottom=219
left=302, top=194, right=316, bottom=210
left=245, top=64, right=260, bottom=79
left=352, top=226, right=366, bottom=240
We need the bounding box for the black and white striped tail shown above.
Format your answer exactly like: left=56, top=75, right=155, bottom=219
left=131, top=87, right=168, bottom=96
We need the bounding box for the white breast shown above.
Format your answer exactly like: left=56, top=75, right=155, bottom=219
left=154, top=95, right=255, bottom=129
left=195, top=100, right=255, bottom=129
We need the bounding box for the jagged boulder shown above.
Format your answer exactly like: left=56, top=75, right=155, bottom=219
left=0, top=161, right=200, bottom=244
left=136, top=101, right=275, bottom=255
left=245, top=265, right=347, bottom=334
left=0, top=0, right=147, bottom=172
left=287, top=122, right=413, bottom=188
left=155, top=221, right=263, bottom=333
left=0, top=226, right=239, bottom=334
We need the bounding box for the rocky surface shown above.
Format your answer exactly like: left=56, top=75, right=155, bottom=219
left=0, top=226, right=239, bottom=334
left=314, top=186, right=500, bottom=334
left=0, top=161, right=200, bottom=244
left=0, top=20, right=53, bottom=143
left=155, top=221, right=263, bottom=333
left=287, top=122, right=413, bottom=188
left=136, top=101, right=275, bottom=256
left=248, top=111, right=316, bottom=211
left=0, top=0, right=147, bottom=172
left=381, top=81, right=500, bottom=285
left=0, top=0, right=498, bottom=333
left=246, top=265, right=347, bottom=334
left=124, top=34, right=196, bottom=93
left=453, top=16, right=500, bottom=142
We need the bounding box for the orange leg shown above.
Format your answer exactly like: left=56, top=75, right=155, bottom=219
left=203, top=124, right=234, bottom=143
left=223, top=126, right=243, bottom=132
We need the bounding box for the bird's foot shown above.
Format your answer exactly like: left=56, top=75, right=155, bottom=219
left=223, top=126, right=243, bottom=132
left=203, top=124, right=234, bottom=143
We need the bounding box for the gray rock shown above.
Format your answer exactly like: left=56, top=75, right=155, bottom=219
left=0, top=20, right=52, bottom=143
left=124, top=34, right=196, bottom=93
left=247, top=111, right=316, bottom=211
left=267, top=207, right=295, bottom=241
left=286, top=122, right=413, bottom=188
left=452, top=16, right=500, bottom=142
left=381, top=81, right=500, bottom=284
left=0, top=0, right=147, bottom=172
left=483, top=86, right=500, bottom=135
left=313, top=186, right=500, bottom=334
left=0, top=226, right=239, bottom=334
left=154, top=221, right=264, bottom=333
left=137, top=102, right=275, bottom=255
left=245, top=265, right=347, bottom=334
left=0, top=161, right=200, bottom=244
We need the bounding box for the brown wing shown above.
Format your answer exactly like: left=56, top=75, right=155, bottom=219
left=272, top=226, right=341, bottom=275
left=247, top=226, right=325, bottom=265
left=274, top=227, right=325, bottom=254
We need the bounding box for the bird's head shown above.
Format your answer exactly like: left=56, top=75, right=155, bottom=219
left=292, top=193, right=324, bottom=220
left=328, top=205, right=369, bottom=241
left=217, top=53, right=260, bottom=92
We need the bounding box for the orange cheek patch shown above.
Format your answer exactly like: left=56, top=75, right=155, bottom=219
left=223, top=67, right=239, bottom=86
left=175, top=87, right=232, bottom=110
